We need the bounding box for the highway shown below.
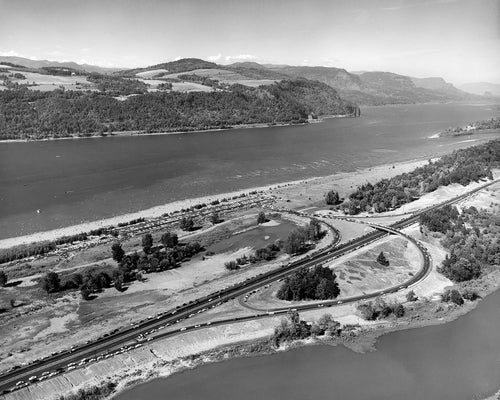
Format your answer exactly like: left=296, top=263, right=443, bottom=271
left=0, top=177, right=498, bottom=394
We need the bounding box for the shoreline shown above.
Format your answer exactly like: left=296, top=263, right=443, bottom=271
left=0, top=157, right=428, bottom=249
left=0, top=113, right=358, bottom=144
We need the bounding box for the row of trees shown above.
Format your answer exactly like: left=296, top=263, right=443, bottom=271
left=224, top=242, right=281, bottom=271
left=277, top=265, right=340, bottom=301
left=335, top=140, right=500, bottom=215
left=0, top=79, right=358, bottom=140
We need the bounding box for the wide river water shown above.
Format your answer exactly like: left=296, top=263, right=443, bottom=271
left=1, top=103, right=499, bottom=238
left=116, top=288, right=500, bottom=400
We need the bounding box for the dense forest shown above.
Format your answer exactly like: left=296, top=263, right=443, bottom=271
left=0, top=79, right=358, bottom=139
left=339, top=139, right=500, bottom=214
left=420, top=205, right=500, bottom=282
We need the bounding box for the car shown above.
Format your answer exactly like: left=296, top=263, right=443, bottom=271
left=28, top=376, right=37, bottom=382
left=180, top=327, right=187, bottom=331
left=194, top=324, right=201, bottom=328
left=15, top=381, right=25, bottom=386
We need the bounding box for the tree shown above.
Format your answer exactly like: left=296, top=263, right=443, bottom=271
left=357, top=302, right=377, bottom=320
left=449, top=289, right=464, bottom=305
left=315, top=314, right=341, bottom=335
left=161, top=231, right=178, bottom=248
left=442, top=289, right=464, bottom=305
left=224, top=260, right=239, bottom=270
left=80, top=286, right=92, bottom=300
left=180, top=216, right=194, bottom=231
left=210, top=211, right=220, bottom=225
left=377, top=251, right=389, bottom=266
left=307, top=218, right=322, bottom=241
left=257, top=211, right=267, bottom=224
left=325, top=190, right=340, bottom=205
left=142, top=233, right=153, bottom=254
left=393, top=303, right=405, bottom=317
left=114, top=274, right=124, bottom=292
left=41, top=272, right=61, bottom=293
left=406, top=290, right=418, bottom=302
left=284, top=228, right=308, bottom=255
left=461, top=289, right=478, bottom=301
left=111, top=242, right=125, bottom=263
left=0, top=270, right=7, bottom=287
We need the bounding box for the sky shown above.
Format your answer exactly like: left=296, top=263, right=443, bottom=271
left=0, top=0, right=499, bottom=84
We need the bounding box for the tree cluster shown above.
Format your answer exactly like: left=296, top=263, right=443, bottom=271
left=357, top=298, right=405, bottom=320
left=272, top=311, right=342, bottom=347
left=284, top=218, right=323, bottom=255
left=376, top=251, right=390, bottom=266
left=325, top=190, right=341, bottom=205
left=277, top=265, right=340, bottom=301
left=224, top=242, right=281, bottom=270
left=441, top=289, right=464, bottom=305
left=420, top=205, right=459, bottom=233
left=422, top=205, right=499, bottom=282
left=271, top=310, right=312, bottom=347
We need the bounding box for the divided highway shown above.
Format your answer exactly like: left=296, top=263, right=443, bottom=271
left=1, top=178, right=498, bottom=394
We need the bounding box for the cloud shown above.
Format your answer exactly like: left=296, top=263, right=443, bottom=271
left=224, top=54, right=256, bottom=62
left=382, top=0, right=459, bottom=11
left=0, top=50, right=25, bottom=57
left=208, top=53, right=222, bottom=62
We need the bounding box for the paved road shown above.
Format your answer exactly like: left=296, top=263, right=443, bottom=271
left=1, top=178, right=498, bottom=394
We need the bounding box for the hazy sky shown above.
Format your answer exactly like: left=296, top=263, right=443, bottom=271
left=1, top=0, right=499, bottom=84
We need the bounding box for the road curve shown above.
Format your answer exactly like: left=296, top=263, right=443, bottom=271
left=239, top=220, right=431, bottom=313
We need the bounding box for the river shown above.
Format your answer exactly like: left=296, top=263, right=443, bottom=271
left=116, top=288, right=500, bottom=400
left=0, top=103, right=499, bottom=238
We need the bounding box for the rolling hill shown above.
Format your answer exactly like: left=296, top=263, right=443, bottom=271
left=0, top=58, right=360, bottom=140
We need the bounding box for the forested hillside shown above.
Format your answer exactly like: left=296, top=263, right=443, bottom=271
left=0, top=79, right=359, bottom=140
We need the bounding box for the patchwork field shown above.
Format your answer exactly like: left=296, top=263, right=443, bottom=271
left=1, top=69, right=93, bottom=91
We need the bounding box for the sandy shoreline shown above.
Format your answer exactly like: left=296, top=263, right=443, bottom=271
left=0, top=158, right=428, bottom=249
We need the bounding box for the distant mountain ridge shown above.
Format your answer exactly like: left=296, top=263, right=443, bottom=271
left=459, top=82, right=500, bottom=97
left=0, top=56, right=120, bottom=74
left=0, top=55, right=484, bottom=105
